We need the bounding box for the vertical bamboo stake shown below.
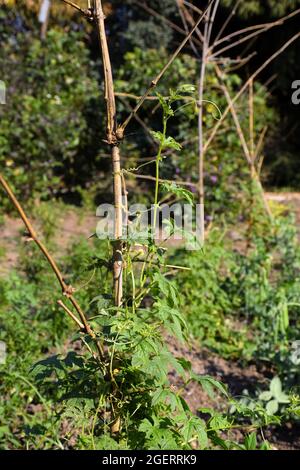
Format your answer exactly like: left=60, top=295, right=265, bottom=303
left=93, top=0, right=123, bottom=307
left=197, top=6, right=211, bottom=245
left=39, top=0, right=51, bottom=40
left=215, top=65, right=272, bottom=221
left=249, top=78, right=255, bottom=164
left=248, top=78, right=255, bottom=248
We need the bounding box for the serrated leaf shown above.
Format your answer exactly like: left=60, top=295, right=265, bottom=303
left=163, top=136, right=182, bottom=151
left=193, top=374, right=228, bottom=398
left=151, top=388, right=180, bottom=412
left=151, top=130, right=164, bottom=145
left=176, top=357, right=192, bottom=372
left=209, top=414, right=232, bottom=431
left=150, top=132, right=182, bottom=151
left=180, top=416, right=208, bottom=448
left=161, top=182, right=194, bottom=205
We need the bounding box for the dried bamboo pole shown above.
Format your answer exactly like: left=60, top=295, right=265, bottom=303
left=214, top=65, right=272, bottom=220
left=0, top=173, right=104, bottom=359
left=197, top=4, right=212, bottom=245
left=93, top=0, right=123, bottom=308
left=203, top=32, right=300, bottom=155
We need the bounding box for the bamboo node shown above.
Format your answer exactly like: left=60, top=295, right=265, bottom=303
left=115, top=127, right=124, bottom=141
left=63, top=285, right=76, bottom=297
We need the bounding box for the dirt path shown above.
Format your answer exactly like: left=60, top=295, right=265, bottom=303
left=0, top=210, right=97, bottom=276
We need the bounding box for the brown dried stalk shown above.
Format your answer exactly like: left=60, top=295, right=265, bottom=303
left=197, top=2, right=213, bottom=245
left=214, top=0, right=242, bottom=44
left=214, top=65, right=272, bottom=219
left=203, top=32, right=300, bottom=155
left=93, top=0, right=123, bottom=308
left=0, top=173, right=104, bottom=359
left=60, top=0, right=92, bottom=17
left=125, top=171, right=197, bottom=188
left=133, top=0, right=202, bottom=48
left=176, top=0, right=201, bottom=56
left=177, top=2, right=299, bottom=232
left=118, top=0, right=214, bottom=135
left=213, top=8, right=300, bottom=50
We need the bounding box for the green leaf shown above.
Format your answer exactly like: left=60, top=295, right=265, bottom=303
left=156, top=92, right=174, bottom=117
left=180, top=416, right=208, bottom=449
left=151, top=388, right=180, bottom=412
left=150, top=132, right=182, bottom=151
left=244, top=432, right=257, bottom=450
left=163, top=136, right=182, bottom=151
left=270, top=377, right=282, bottom=399
left=151, top=130, right=164, bottom=145
left=161, top=182, right=194, bottom=205
left=276, top=392, right=290, bottom=404
left=209, top=414, right=232, bottom=431
left=177, top=84, right=196, bottom=94
left=259, top=391, right=273, bottom=401
left=193, top=374, right=228, bottom=398
left=266, top=399, right=279, bottom=415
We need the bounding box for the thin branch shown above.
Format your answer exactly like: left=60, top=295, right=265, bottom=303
left=94, top=0, right=123, bottom=308
left=132, top=0, right=202, bottom=48
left=196, top=1, right=215, bottom=245
left=57, top=300, right=84, bottom=330
left=207, top=0, right=220, bottom=46
left=249, top=79, right=255, bottom=160
left=203, top=32, right=300, bottom=154
left=254, top=126, right=268, bottom=164
left=214, top=67, right=272, bottom=219
left=125, top=171, right=197, bottom=188
left=115, top=92, right=158, bottom=101
left=183, top=1, right=203, bottom=16
left=214, top=64, right=251, bottom=164
left=0, top=173, right=103, bottom=354
left=214, top=0, right=242, bottom=44
left=118, top=96, right=159, bottom=146
left=211, top=24, right=282, bottom=58
left=212, top=8, right=300, bottom=51
left=118, top=0, right=214, bottom=135
left=176, top=0, right=201, bottom=56
left=222, top=52, right=257, bottom=72
left=178, top=0, right=204, bottom=43
left=59, top=0, right=92, bottom=17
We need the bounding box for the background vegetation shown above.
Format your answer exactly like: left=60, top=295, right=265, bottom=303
left=0, top=0, right=299, bottom=450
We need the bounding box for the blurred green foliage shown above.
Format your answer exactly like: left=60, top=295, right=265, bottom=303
left=0, top=0, right=300, bottom=451
left=0, top=15, right=103, bottom=203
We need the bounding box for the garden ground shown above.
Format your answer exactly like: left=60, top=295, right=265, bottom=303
left=1, top=191, right=299, bottom=449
